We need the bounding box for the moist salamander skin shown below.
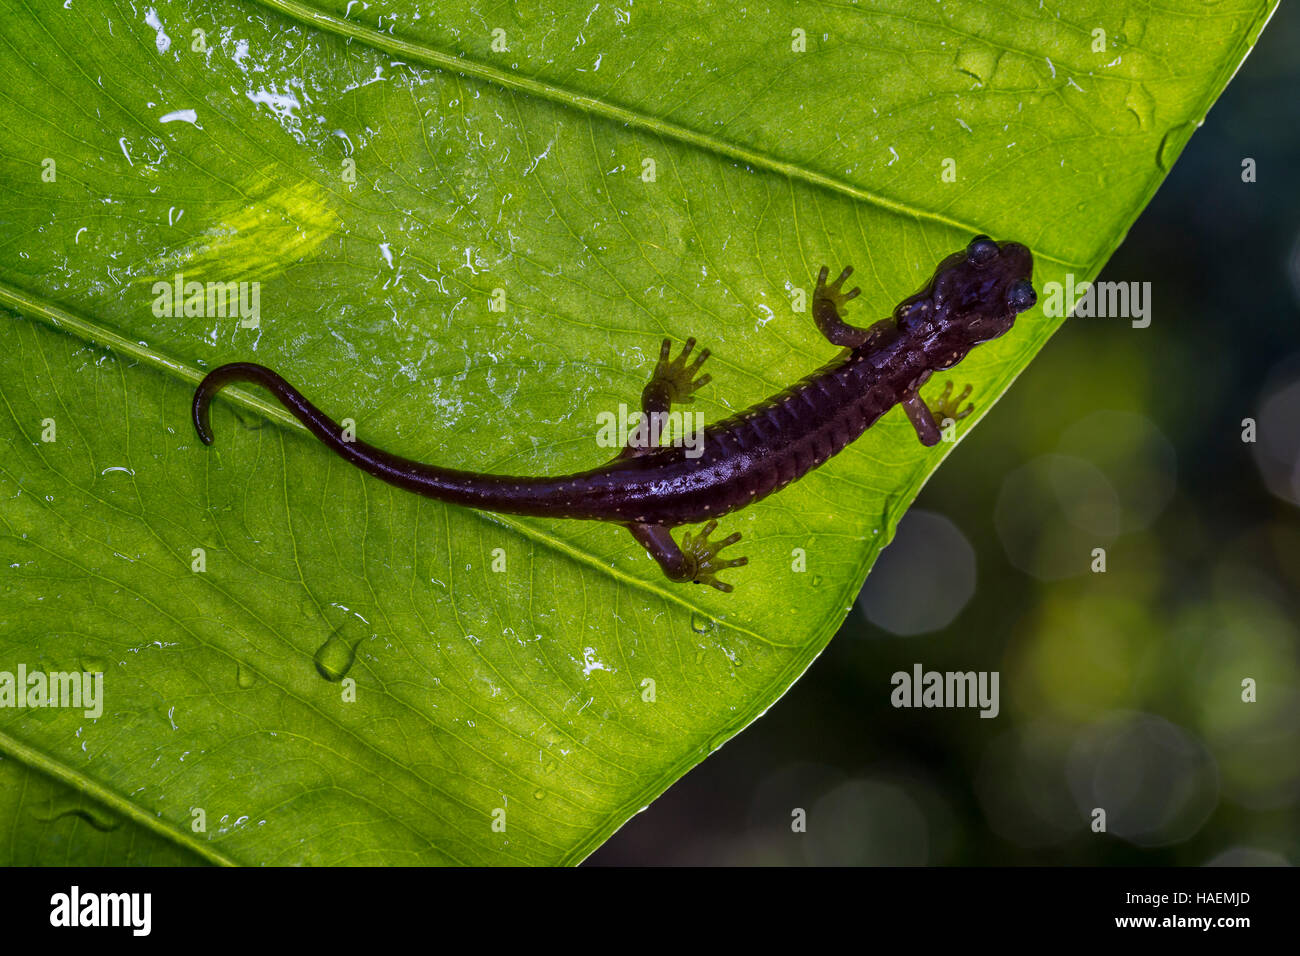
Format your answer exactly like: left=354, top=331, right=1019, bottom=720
left=192, top=234, right=1036, bottom=592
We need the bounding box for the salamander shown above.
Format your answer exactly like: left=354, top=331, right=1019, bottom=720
left=192, top=234, right=1036, bottom=591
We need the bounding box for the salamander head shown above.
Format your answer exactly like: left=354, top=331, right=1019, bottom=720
left=893, top=235, right=1035, bottom=364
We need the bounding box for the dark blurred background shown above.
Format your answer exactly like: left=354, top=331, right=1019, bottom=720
left=589, top=4, right=1300, bottom=866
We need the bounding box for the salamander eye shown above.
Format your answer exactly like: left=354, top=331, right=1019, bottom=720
left=1007, top=279, right=1036, bottom=312
left=967, top=235, right=998, bottom=264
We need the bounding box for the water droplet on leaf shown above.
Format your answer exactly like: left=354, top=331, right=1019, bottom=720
left=314, top=632, right=357, bottom=681
left=32, top=798, right=121, bottom=832
left=954, top=47, right=998, bottom=84
left=1124, top=84, right=1155, bottom=129
left=1157, top=121, right=1197, bottom=171
left=690, top=612, right=716, bottom=634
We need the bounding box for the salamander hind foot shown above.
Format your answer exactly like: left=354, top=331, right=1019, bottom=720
left=648, top=337, right=712, bottom=406
left=680, top=520, right=748, bottom=593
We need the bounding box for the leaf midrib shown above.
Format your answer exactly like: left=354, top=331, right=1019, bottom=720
left=253, top=0, right=1089, bottom=269
left=0, top=726, right=237, bottom=866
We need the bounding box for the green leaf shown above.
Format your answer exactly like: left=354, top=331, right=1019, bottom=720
left=0, top=0, right=1276, bottom=864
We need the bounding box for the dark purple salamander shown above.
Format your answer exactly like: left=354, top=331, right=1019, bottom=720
left=193, top=235, right=1035, bottom=591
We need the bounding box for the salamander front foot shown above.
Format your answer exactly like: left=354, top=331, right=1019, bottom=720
left=813, top=265, right=876, bottom=348
left=814, top=264, right=861, bottom=313
left=931, top=381, right=974, bottom=423
left=902, top=381, right=976, bottom=446
left=680, top=520, right=748, bottom=593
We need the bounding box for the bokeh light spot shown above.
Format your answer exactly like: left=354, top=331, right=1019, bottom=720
left=1067, top=713, right=1218, bottom=848
left=995, top=454, right=1121, bottom=580
left=858, top=510, right=975, bottom=635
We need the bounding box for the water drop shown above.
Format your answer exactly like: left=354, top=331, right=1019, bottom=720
left=313, top=632, right=357, bottom=681
left=1157, top=121, right=1197, bottom=171
left=954, top=47, right=998, bottom=84
left=690, top=612, right=717, bottom=634
left=32, top=799, right=121, bottom=832
left=79, top=655, right=109, bottom=674
left=236, top=661, right=258, bottom=689
left=533, top=789, right=545, bottom=800
left=1124, top=84, right=1155, bottom=130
